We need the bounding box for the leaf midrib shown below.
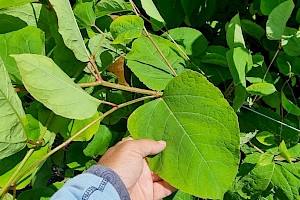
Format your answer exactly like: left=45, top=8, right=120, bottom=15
left=160, top=98, right=223, bottom=196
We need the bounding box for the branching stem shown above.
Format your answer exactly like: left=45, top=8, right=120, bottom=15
left=78, top=80, right=163, bottom=97
left=8, top=96, right=155, bottom=193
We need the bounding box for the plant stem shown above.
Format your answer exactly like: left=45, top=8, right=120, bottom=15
left=78, top=80, right=163, bottom=97
left=92, top=24, right=104, bottom=35
left=0, top=149, right=35, bottom=197
left=89, top=55, right=102, bottom=81
left=263, top=42, right=282, bottom=81
left=128, top=0, right=177, bottom=77
left=10, top=96, right=155, bottom=189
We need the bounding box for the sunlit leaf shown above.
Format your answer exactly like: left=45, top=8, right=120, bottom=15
left=246, top=82, right=277, bottom=96
left=129, top=70, right=240, bottom=199
left=281, top=92, right=300, bottom=116
left=12, top=54, right=99, bottom=120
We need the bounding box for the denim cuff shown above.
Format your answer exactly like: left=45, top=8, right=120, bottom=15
left=87, top=165, right=130, bottom=200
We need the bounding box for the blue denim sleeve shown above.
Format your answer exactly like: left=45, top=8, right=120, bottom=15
left=51, top=165, right=130, bottom=200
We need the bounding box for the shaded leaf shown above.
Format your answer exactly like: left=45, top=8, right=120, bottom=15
left=0, top=26, right=45, bottom=83
left=162, top=27, right=208, bottom=57
left=83, top=125, right=112, bottom=157
left=281, top=92, right=300, bottom=116
left=18, top=187, right=54, bottom=200
left=282, top=28, right=300, bottom=57
left=0, top=145, right=49, bottom=189
left=181, top=0, right=216, bottom=27
left=246, top=82, right=277, bottom=96
left=126, top=35, right=185, bottom=91
left=66, top=142, right=90, bottom=171
left=129, top=70, right=240, bottom=199
left=266, top=1, right=295, bottom=40
left=241, top=19, right=265, bottom=40
left=260, top=0, right=286, bottom=15
left=201, top=46, right=228, bottom=67
left=12, top=54, right=99, bottom=120
left=49, top=0, right=91, bottom=62
left=0, top=58, right=27, bottom=160
left=110, top=15, right=144, bottom=44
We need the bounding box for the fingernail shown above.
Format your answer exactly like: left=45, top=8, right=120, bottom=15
left=158, top=140, right=166, bottom=146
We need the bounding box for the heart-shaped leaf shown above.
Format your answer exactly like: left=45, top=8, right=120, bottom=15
left=128, top=70, right=240, bottom=198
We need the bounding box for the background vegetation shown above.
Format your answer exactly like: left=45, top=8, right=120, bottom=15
left=0, top=0, right=300, bottom=199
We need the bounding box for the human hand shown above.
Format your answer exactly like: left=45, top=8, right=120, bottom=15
left=98, top=138, right=176, bottom=200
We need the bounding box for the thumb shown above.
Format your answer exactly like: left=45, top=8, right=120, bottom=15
left=129, top=139, right=167, bottom=158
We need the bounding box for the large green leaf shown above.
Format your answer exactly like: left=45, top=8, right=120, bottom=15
left=126, top=35, right=185, bottom=91
left=162, top=27, right=208, bottom=57
left=0, top=26, right=45, bottom=83
left=0, top=58, right=27, bottom=160
left=200, top=46, right=228, bottom=67
left=95, top=0, right=132, bottom=17
left=110, top=15, right=144, bottom=44
left=49, top=0, right=91, bottom=62
left=73, top=2, right=96, bottom=29
left=240, top=19, right=265, bottom=40
left=12, top=54, right=99, bottom=120
left=128, top=70, right=240, bottom=199
left=266, top=1, right=295, bottom=40
left=226, top=14, right=246, bottom=49
left=0, top=0, right=37, bottom=9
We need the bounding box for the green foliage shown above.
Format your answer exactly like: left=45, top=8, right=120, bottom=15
left=1, top=0, right=300, bottom=199
left=129, top=70, right=240, bottom=198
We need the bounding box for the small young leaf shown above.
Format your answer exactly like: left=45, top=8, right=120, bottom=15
left=68, top=112, right=100, bottom=141
left=12, top=54, right=99, bottom=120
left=281, top=92, right=300, bottom=116
left=141, top=0, right=165, bottom=24
left=73, top=2, right=96, bottom=28
left=162, top=27, right=208, bottom=57
left=110, top=15, right=144, bottom=44
left=49, top=0, right=91, bottom=62
left=83, top=125, right=112, bottom=157
left=266, top=1, right=295, bottom=40
left=256, top=131, right=275, bottom=146
left=0, top=58, right=27, bottom=160
left=126, top=35, right=185, bottom=91
left=279, top=140, right=292, bottom=163
left=129, top=70, right=240, bottom=199
left=226, top=14, right=246, bottom=49
left=95, top=0, right=132, bottom=17
left=246, top=82, right=277, bottom=96
left=0, top=0, right=37, bottom=9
